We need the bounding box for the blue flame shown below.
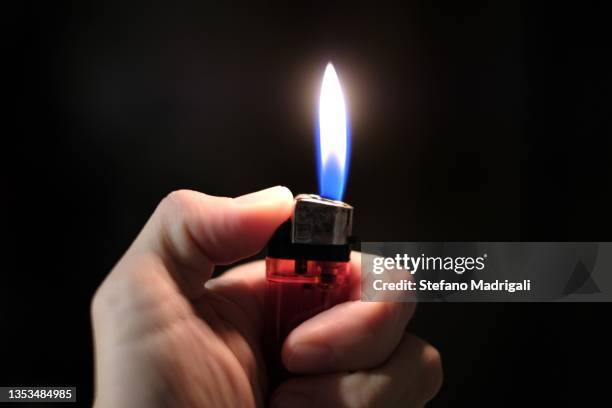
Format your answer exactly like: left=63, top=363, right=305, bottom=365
left=317, top=111, right=350, bottom=201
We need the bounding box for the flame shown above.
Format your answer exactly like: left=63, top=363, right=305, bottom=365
left=318, top=63, right=349, bottom=201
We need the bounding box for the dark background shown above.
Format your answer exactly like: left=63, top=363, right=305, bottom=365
left=4, top=0, right=611, bottom=406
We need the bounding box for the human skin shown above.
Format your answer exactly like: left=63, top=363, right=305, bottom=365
left=91, top=186, right=442, bottom=407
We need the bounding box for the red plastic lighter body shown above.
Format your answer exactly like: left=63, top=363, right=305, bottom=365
left=264, top=258, right=351, bottom=385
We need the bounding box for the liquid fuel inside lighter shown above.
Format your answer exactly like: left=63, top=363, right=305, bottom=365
left=264, top=193, right=354, bottom=386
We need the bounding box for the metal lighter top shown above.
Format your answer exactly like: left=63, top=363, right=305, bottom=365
left=292, top=194, right=353, bottom=245
left=267, top=194, right=354, bottom=262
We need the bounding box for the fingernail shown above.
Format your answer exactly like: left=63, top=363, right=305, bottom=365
left=287, top=343, right=333, bottom=372
left=271, top=391, right=313, bottom=408
left=234, top=186, right=293, bottom=204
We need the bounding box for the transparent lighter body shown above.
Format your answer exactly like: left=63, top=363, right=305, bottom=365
left=264, top=257, right=351, bottom=386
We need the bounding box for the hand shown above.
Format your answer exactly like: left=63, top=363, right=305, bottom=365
left=92, top=186, right=442, bottom=407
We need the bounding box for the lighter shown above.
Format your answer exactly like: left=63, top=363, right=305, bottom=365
left=264, top=62, right=352, bottom=385
left=264, top=194, right=354, bottom=385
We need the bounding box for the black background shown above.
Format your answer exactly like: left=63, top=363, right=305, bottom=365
left=4, top=0, right=611, bottom=406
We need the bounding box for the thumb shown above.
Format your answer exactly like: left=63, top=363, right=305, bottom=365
left=123, top=186, right=293, bottom=299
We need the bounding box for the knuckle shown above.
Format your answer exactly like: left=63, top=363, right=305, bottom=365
left=159, top=190, right=204, bottom=237
left=90, top=288, right=102, bottom=319
left=344, top=372, right=378, bottom=408
left=419, top=344, right=443, bottom=403
left=162, top=189, right=197, bottom=215
left=90, top=280, right=111, bottom=323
